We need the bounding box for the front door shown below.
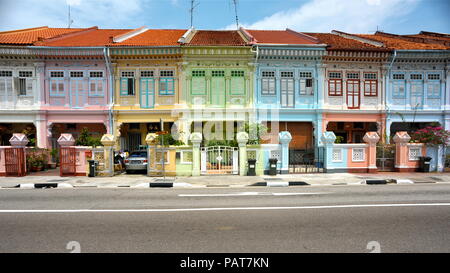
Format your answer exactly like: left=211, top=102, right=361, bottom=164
left=128, top=133, right=141, bottom=152
left=70, top=78, right=85, bottom=108
left=140, top=78, right=154, bottom=108
left=280, top=77, right=294, bottom=108
left=346, top=80, right=360, bottom=109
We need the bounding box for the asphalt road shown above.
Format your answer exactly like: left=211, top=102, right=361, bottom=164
left=0, top=184, right=449, bottom=253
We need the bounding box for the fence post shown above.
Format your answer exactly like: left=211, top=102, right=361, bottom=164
left=363, top=132, right=380, bottom=173
left=279, top=131, right=292, bottom=174
left=321, top=131, right=336, bottom=173
left=237, top=132, right=249, bottom=176
left=101, top=134, right=116, bottom=177
left=145, top=133, right=157, bottom=176
left=190, top=132, right=202, bottom=176
left=9, top=133, right=29, bottom=176
left=393, top=131, right=411, bottom=172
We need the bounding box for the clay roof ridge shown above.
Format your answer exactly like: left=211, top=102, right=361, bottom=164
left=0, top=26, right=49, bottom=35
left=286, top=28, right=320, bottom=44
left=112, top=26, right=148, bottom=43
left=419, top=31, right=450, bottom=38
left=178, top=27, right=197, bottom=44
left=376, top=31, right=450, bottom=47
left=239, top=28, right=257, bottom=44
left=331, top=30, right=385, bottom=47
left=33, top=26, right=99, bottom=46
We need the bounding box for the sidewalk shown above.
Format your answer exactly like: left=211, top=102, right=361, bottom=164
left=1, top=172, right=449, bottom=188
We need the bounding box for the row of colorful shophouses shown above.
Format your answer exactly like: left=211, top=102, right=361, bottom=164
left=0, top=26, right=449, bottom=177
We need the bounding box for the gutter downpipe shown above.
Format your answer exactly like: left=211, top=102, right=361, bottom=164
left=386, top=50, right=397, bottom=143
left=250, top=44, right=259, bottom=123
left=103, top=47, right=114, bottom=136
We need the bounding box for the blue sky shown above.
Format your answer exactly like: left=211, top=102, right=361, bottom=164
left=0, top=0, right=449, bottom=34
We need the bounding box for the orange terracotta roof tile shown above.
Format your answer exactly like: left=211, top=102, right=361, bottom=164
left=244, top=29, right=319, bottom=45
left=356, top=34, right=448, bottom=50
left=305, top=33, right=388, bottom=51
left=35, top=28, right=130, bottom=47
left=0, top=26, right=85, bottom=45
left=187, top=30, right=247, bottom=46
left=109, top=29, right=187, bottom=47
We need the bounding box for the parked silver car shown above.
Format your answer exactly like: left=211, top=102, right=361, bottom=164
left=124, top=150, right=148, bottom=173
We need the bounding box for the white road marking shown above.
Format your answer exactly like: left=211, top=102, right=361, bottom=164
left=177, top=192, right=327, bottom=197
left=1, top=203, right=450, bottom=213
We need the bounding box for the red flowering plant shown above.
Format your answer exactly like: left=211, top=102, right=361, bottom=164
left=410, top=126, right=450, bottom=146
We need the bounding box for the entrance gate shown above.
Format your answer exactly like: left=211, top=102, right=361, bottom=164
left=288, top=147, right=325, bottom=173
left=376, top=144, right=395, bottom=171
left=201, top=146, right=238, bottom=175
left=5, top=147, right=26, bottom=177
left=60, top=147, right=76, bottom=176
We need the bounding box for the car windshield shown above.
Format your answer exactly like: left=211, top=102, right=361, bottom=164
left=129, top=151, right=147, bottom=158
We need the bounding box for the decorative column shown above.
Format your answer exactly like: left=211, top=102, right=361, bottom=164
left=321, top=131, right=337, bottom=173
left=393, top=131, right=410, bottom=172
left=101, top=134, right=116, bottom=177
left=279, top=131, right=292, bottom=174
left=145, top=133, right=157, bottom=175
left=363, top=132, right=380, bottom=173
left=237, top=132, right=249, bottom=176
left=34, top=62, right=45, bottom=106
left=34, top=115, right=48, bottom=148
left=189, top=132, right=202, bottom=176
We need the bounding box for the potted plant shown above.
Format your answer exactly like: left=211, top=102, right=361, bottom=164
left=49, top=148, right=58, bottom=169
left=27, top=151, right=47, bottom=172
left=411, top=126, right=450, bottom=172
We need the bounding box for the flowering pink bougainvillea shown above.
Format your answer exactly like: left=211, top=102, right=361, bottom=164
left=411, top=126, right=450, bottom=146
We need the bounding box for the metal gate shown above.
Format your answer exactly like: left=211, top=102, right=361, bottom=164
left=5, top=147, right=26, bottom=177
left=60, top=147, right=76, bottom=176
left=376, top=144, right=395, bottom=171
left=201, top=146, right=238, bottom=175
left=289, top=147, right=324, bottom=173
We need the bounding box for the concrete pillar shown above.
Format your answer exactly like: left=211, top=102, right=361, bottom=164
left=101, top=134, right=116, bottom=177
left=363, top=132, right=380, bottom=173
left=34, top=115, right=47, bottom=148
left=321, top=131, right=337, bottom=173
left=145, top=133, right=157, bottom=175
left=393, top=131, right=411, bottom=172
left=189, top=132, right=202, bottom=176
left=279, top=131, right=292, bottom=174
left=237, top=132, right=249, bottom=176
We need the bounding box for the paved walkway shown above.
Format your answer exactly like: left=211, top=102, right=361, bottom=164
left=1, top=171, right=449, bottom=188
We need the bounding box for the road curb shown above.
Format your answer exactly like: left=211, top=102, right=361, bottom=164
left=13, top=183, right=74, bottom=189
left=251, top=181, right=310, bottom=187
left=133, top=182, right=195, bottom=188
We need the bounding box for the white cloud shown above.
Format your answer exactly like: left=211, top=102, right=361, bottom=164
left=226, top=0, right=421, bottom=33
left=0, top=0, right=149, bottom=30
